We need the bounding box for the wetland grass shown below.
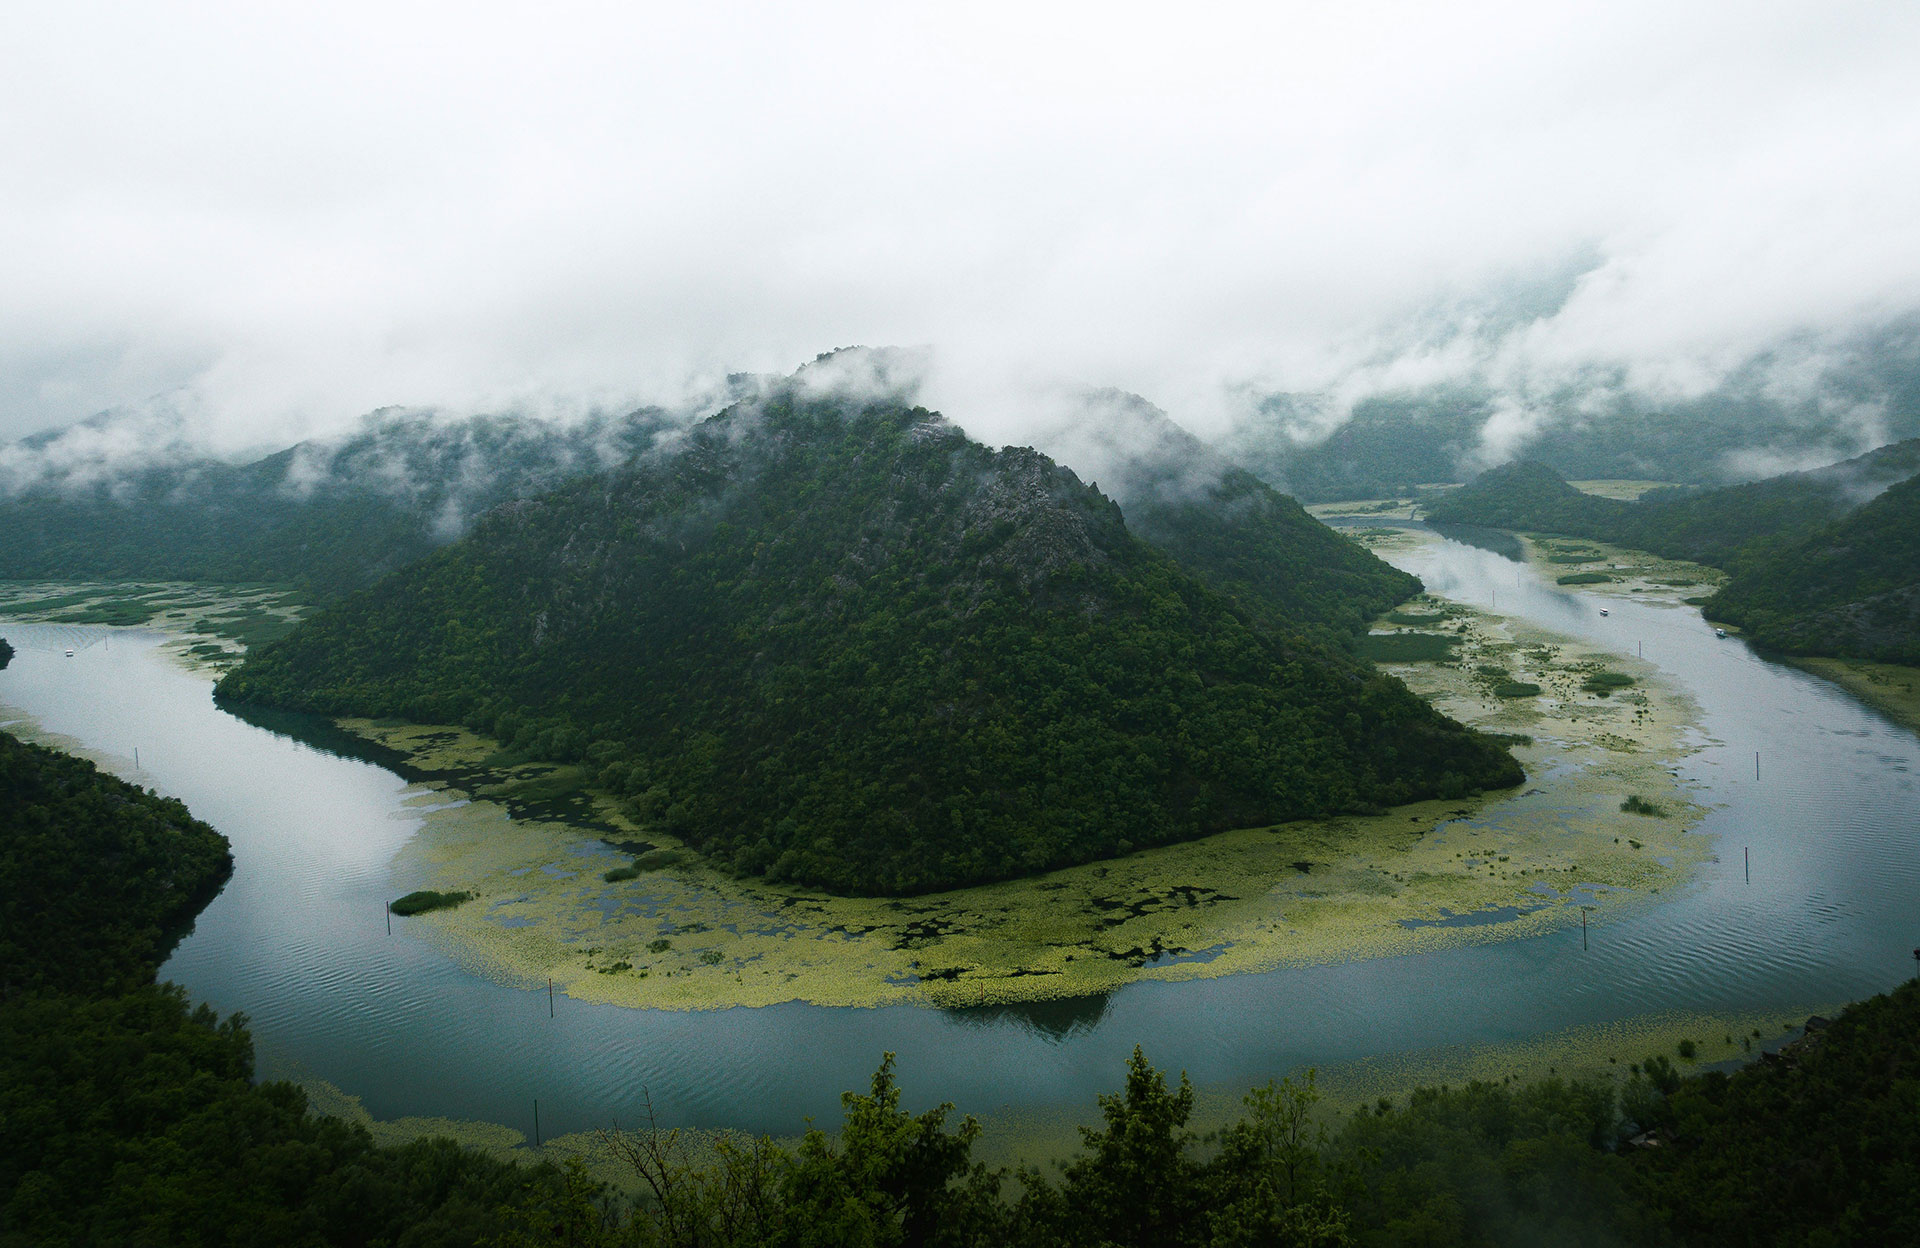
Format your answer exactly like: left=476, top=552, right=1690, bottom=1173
left=1357, top=632, right=1459, bottom=662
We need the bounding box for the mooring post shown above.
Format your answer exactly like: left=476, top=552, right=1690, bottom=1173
left=386, top=904, right=391, bottom=936
left=1756, top=751, right=1760, bottom=780
left=1745, top=846, right=1750, bottom=884
left=1581, top=906, right=1590, bottom=951
left=548, top=977, right=555, bottom=1018
left=134, top=747, right=139, bottom=769
left=534, top=1099, right=540, bottom=1148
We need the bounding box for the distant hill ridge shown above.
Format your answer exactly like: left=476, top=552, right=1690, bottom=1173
left=1427, top=441, right=1920, bottom=662
left=0, top=405, right=687, bottom=598
left=218, top=387, right=1521, bottom=895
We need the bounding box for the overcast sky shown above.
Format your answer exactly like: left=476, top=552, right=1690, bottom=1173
left=4, top=1, right=1919, bottom=454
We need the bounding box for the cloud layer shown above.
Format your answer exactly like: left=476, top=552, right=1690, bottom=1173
left=5, top=2, right=1920, bottom=458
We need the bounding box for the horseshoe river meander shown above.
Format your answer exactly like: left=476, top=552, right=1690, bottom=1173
left=3, top=532, right=1917, bottom=1149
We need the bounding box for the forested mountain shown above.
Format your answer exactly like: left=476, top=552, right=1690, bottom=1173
left=1423, top=445, right=1920, bottom=663
left=218, top=389, right=1520, bottom=894
left=1224, top=353, right=1920, bottom=502
left=1427, top=440, right=1920, bottom=568
left=0, top=405, right=684, bottom=599
left=1706, top=474, right=1920, bottom=663
left=1032, top=390, right=1420, bottom=644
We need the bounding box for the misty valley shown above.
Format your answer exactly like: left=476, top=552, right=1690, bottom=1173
left=6, top=359, right=1920, bottom=1246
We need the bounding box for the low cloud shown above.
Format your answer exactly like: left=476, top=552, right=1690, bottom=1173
left=3, top=3, right=1919, bottom=477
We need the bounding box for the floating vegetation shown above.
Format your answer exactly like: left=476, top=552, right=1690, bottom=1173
left=1557, top=571, right=1612, bottom=585
left=389, top=889, right=476, bottom=916
left=1494, top=681, right=1543, bottom=699
left=1620, top=795, right=1667, bottom=817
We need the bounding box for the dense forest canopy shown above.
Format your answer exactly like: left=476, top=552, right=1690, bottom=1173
left=218, top=390, right=1520, bottom=894
left=1053, top=390, right=1420, bottom=645
left=1707, top=473, right=1920, bottom=663
left=1425, top=445, right=1920, bottom=663
left=0, top=731, right=231, bottom=999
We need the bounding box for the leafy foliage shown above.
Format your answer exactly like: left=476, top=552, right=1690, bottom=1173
left=218, top=394, right=1521, bottom=895
left=0, top=730, right=232, bottom=999
left=1, top=987, right=550, bottom=1247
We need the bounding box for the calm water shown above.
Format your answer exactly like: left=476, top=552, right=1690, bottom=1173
left=2, top=537, right=1917, bottom=1138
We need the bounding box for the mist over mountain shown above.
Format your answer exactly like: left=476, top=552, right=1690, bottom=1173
left=0, top=404, right=687, bottom=597
left=216, top=383, right=1520, bottom=894
left=1225, top=320, right=1920, bottom=501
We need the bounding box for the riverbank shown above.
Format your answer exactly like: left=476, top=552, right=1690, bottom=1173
left=1784, top=656, right=1920, bottom=736
left=0, top=579, right=307, bottom=666
left=339, top=529, right=1713, bottom=1014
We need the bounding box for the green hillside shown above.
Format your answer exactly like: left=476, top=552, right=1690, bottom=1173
left=0, top=731, right=232, bottom=999
left=218, top=393, right=1521, bottom=895
left=1707, top=474, right=1920, bottom=663
left=0, top=406, right=678, bottom=600
left=1426, top=446, right=1920, bottom=662
left=1062, top=391, right=1421, bottom=645
left=1427, top=441, right=1920, bottom=568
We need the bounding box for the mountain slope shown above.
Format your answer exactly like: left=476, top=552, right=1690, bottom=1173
left=1427, top=441, right=1920, bottom=569
left=1705, top=474, right=1920, bottom=662
left=0, top=406, right=680, bottom=599
left=217, top=393, right=1521, bottom=895
left=1035, top=390, right=1420, bottom=645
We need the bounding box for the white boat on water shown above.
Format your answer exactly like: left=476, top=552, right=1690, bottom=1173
left=64, top=648, right=74, bottom=657
left=1598, top=608, right=1609, bottom=617
left=1716, top=628, right=1727, bottom=638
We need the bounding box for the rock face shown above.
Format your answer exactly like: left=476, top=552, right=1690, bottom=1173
left=219, top=387, right=1522, bottom=895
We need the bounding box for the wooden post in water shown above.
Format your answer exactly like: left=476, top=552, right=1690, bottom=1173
left=1745, top=847, right=1750, bottom=884
left=1756, top=752, right=1761, bottom=780
left=534, top=1100, right=540, bottom=1148
left=134, top=747, right=139, bottom=769
left=386, top=903, right=391, bottom=936
left=548, top=977, right=555, bottom=1018
left=1581, top=906, right=1591, bottom=951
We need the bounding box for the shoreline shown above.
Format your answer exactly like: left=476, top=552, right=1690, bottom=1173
left=342, top=528, right=1717, bottom=1013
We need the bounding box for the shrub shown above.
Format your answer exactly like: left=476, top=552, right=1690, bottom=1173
left=1494, top=680, right=1542, bottom=698
left=1557, top=571, right=1612, bottom=585
left=388, top=890, right=475, bottom=916
left=1584, top=671, right=1636, bottom=695
left=1621, top=795, right=1667, bottom=817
